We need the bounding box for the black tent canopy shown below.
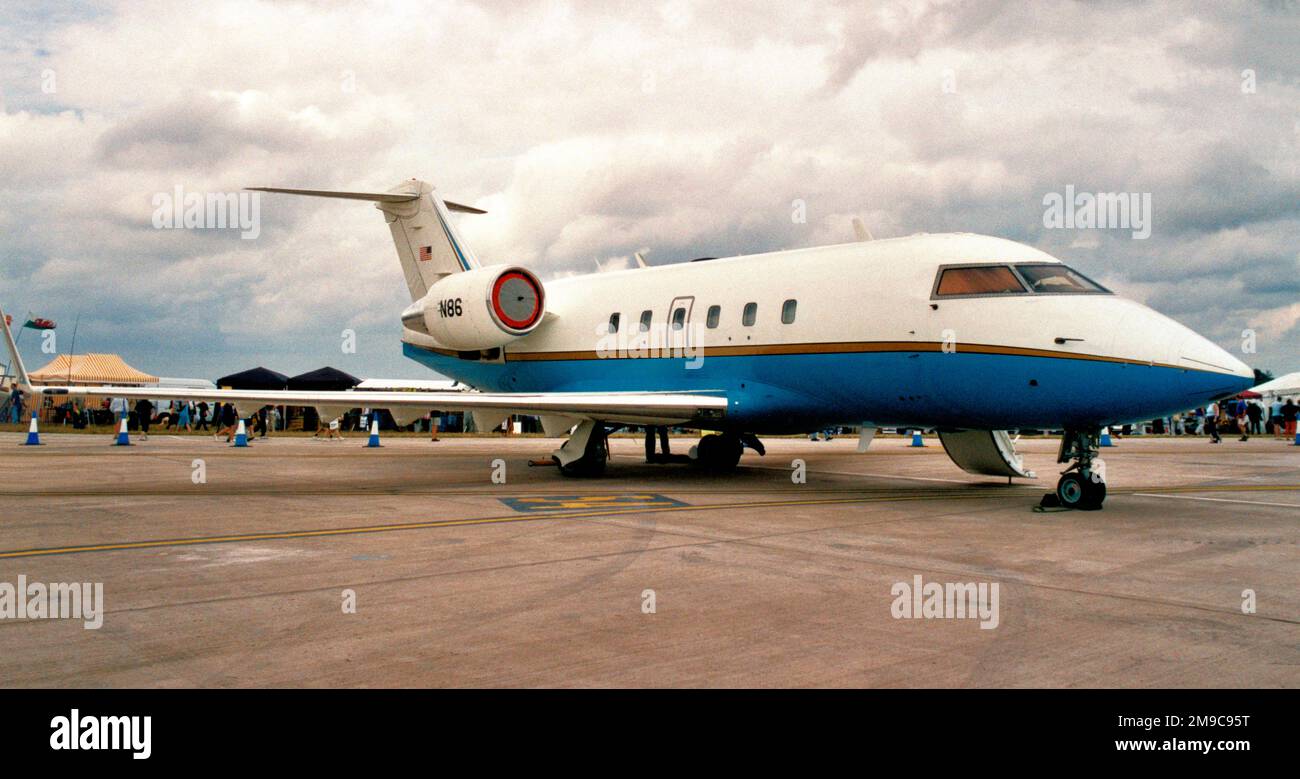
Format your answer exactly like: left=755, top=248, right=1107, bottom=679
left=287, top=366, right=360, bottom=391
left=215, top=366, right=288, bottom=390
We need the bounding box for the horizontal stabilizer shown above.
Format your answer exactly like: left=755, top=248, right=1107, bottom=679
left=247, top=187, right=485, bottom=213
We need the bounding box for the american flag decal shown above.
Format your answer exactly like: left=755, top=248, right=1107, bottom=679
left=419, top=245, right=432, bottom=262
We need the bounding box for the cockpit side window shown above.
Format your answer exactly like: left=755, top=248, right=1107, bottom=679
left=934, top=265, right=1026, bottom=297
left=1014, top=264, right=1109, bottom=294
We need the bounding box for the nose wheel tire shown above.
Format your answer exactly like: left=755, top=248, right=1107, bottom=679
left=1056, top=471, right=1105, bottom=511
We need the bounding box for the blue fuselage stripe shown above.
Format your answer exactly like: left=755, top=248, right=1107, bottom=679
left=401, top=343, right=1250, bottom=432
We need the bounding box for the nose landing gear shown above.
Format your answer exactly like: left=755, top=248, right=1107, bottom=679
left=1052, top=427, right=1106, bottom=510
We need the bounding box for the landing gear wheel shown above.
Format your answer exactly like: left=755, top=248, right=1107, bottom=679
left=1056, top=471, right=1105, bottom=511
left=1054, top=427, right=1108, bottom=511
left=694, top=433, right=743, bottom=471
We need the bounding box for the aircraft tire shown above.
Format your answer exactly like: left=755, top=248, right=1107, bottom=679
left=1056, top=472, right=1105, bottom=511
left=695, top=433, right=742, bottom=471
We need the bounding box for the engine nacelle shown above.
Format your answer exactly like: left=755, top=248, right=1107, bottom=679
left=402, top=264, right=546, bottom=351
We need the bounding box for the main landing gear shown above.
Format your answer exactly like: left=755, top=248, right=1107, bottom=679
left=1052, top=427, right=1106, bottom=510
left=555, top=424, right=766, bottom=477
left=693, top=432, right=743, bottom=471
left=552, top=420, right=608, bottom=477
left=692, top=432, right=764, bottom=471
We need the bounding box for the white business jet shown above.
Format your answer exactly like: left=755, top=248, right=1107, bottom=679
left=2, top=177, right=1254, bottom=509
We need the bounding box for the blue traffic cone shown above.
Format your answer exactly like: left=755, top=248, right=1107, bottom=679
left=232, top=418, right=249, bottom=447
left=1100, top=427, right=1114, bottom=446
left=910, top=430, right=924, bottom=447
left=24, top=412, right=40, bottom=445
left=365, top=419, right=381, bottom=448
left=113, top=416, right=131, bottom=446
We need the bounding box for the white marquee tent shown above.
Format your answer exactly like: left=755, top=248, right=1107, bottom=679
left=1251, top=371, right=1300, bottom=402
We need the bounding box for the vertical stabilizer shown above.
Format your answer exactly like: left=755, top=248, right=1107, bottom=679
left=248, top=179, right=485, bottom=300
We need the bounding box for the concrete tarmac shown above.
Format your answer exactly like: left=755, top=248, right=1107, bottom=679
left=0, top=431, right=1295, bottom=687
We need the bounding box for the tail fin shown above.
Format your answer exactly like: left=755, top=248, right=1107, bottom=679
left=249, top=179, right=484, bottom=300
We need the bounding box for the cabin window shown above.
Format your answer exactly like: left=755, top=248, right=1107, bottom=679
left=671, top=307, right=687, bottom=331
left=1014, top=264, right=1109, bottom=294
left=781, top=299, right=797, bottom=324
left=607, top=313, right=620, bottom=334
left=639, top=310, right=653, bottom=332
left=742, top=302, right=757, bottom=326
left=935, top=266, right=1026, bottom=296
left=706, top=305, right=721, bottom=328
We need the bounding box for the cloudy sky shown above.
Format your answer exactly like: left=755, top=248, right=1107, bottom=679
left=1, top=0, right=1297, bottom=382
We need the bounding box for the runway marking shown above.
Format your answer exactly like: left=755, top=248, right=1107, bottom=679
left=0, top=490, right=1007, bottom=560
left=5, top=481, right=1294, bottom=561
left=500, top=493, right=688, bottom=512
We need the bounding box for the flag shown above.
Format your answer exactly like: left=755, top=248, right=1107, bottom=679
left=418, top=246, right=432, bottom=262
left=23, top=318, right=55, bottom=329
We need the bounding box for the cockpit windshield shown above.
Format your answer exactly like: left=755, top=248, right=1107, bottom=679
left=1014, top=264, right=1109, bottom=294
left=932, top=263, right=1110, bottom=298
left=935, top=266, right=1026, bottom=296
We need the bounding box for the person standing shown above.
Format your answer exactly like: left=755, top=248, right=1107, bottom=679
left=134, top=397, right=154, bottom=440
left=7, top=386, right=22, bottom=424
left=110, top=395, right=129, bottom=426
left=1271, top=397, right=1285, bottom=438
left=1246, top=401, right=1263, bottom=435
left=217, top=402, right=238, bottom=442
left=1283, top=398, right=1298, bottom=440
left=177, top=401, right=192, bottom=431
left=1205, top=402, right=1221, bottom=444
left=195, top=401, right=210, bottom=431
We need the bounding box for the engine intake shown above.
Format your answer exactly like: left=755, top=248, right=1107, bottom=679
left=403, top=265, right=546, bottom=350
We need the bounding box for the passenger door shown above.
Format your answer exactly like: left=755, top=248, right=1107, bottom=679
left=665, top=296, right=695, bottom=356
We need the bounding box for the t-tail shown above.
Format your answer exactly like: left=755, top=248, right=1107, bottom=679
left=247, top=179, right=485, bottom=300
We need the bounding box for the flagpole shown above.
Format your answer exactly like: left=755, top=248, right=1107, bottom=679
left=66, top=312, right=81, bottom=386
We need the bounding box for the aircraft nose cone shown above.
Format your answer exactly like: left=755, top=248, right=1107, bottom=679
left=1180, top=332, right=1253, bottom=380
left=1175, top=331, right=1256, bottom=398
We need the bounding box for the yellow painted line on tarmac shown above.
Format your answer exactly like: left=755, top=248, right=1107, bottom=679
left=1, top=483, right=1295, bottom=561
left=0, top=491, right=1005, bottom=560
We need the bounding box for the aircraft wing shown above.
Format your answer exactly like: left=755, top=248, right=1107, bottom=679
left=2, top=308, right=725, bottom=427
left=25, top=384, right=725, bottom=426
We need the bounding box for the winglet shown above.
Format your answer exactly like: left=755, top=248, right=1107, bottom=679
left=0, top=307, right=32, bottom=392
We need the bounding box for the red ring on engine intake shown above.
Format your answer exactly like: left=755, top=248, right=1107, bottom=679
left=491, top=271, right=543, bottom=331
